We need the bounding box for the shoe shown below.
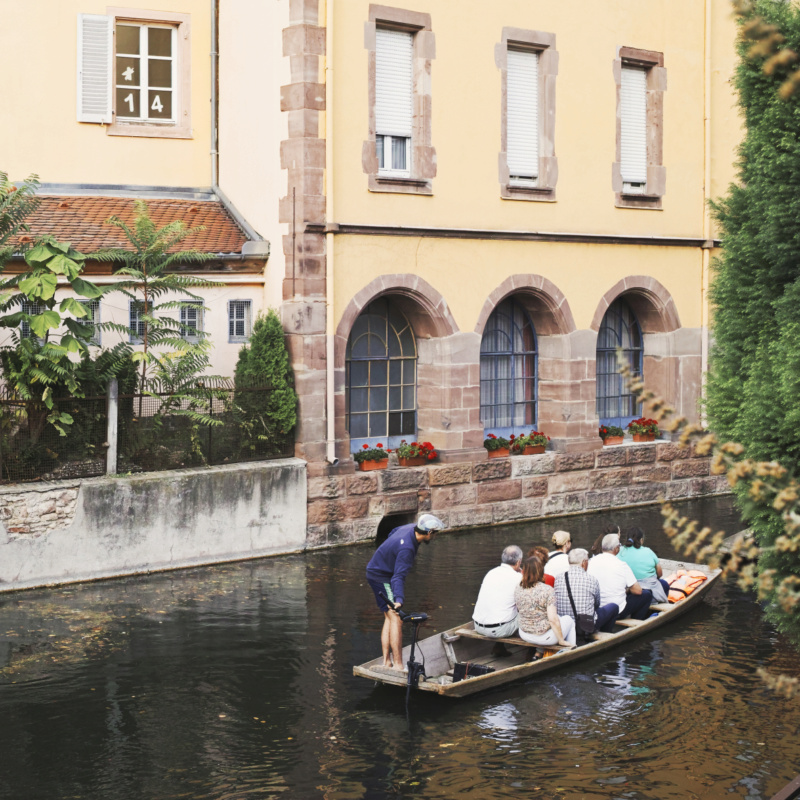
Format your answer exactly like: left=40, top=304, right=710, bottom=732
left=492, top=643, right=511, bottom=658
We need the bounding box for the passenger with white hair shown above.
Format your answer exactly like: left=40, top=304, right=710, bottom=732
left=587, top=532, right=653, bottom=622
left=555, top=548, right=620, bottom=637
left=543, top=530, right=572, bottom=580
left=472, top=545, right=523, bottom=639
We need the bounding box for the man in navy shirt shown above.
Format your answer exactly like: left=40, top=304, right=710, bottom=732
left=366, top=513, right=444, bottom=670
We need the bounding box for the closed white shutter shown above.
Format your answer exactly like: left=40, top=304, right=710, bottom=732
left=507, top=49, right=539, bottom=179
left=620, top=66, right=648, bottom=184
left=375, top=28, right=413, bottom=137
left=77, top=14, right=112, bottom=123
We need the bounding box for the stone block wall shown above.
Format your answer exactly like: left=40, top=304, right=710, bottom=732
left=306, top=442, right=729, bottom=548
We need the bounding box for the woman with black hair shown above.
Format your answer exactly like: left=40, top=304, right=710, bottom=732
left=618, top=527, right=670, bottom=603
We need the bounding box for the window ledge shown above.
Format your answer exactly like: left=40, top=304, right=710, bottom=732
left=107, top=123, right=193, bottom=140
left=502, top=184, right=556, bottom=202
left=615, top=193, right=663, bottom=210
left=370, top=175, right=432, bottom=195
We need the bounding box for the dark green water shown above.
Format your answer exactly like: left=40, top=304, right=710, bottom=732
left=0, top=496, right=798, bottom=800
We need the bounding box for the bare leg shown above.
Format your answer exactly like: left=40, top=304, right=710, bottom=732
left=388, top=609, right=404, bottom=669
left=381, top=611, right=393, bottom=667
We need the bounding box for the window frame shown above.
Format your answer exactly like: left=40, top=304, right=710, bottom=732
left=107, top=7, right=191, bottom=139
left=179, top=299, right=203, bottom=343
left=612, top=47, right=666, bottom=210
left=228, top=300, right=252, bottom=343
left=20, top=301, right=47, bottom=344
left=79, top=299, right=101, bottom=347
left=129, top=300, right=145, bottom=344
left=364, top=5, right=436, bottom=195
left=497, top=28, right=558, bottom=202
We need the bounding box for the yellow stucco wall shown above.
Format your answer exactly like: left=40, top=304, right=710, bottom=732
left=4, top=0, right=212, bottom=188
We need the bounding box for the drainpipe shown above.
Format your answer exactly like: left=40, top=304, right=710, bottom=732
left=210, top=0, right=219, bottom=189
left=325, top=0, right=338, bottom=466
left=701, top=0, right=712, bottom=419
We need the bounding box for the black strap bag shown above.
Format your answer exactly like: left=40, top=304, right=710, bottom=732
left=453, top=661, right=495, bottom=682
left=564, top=573, right=596, bottom=645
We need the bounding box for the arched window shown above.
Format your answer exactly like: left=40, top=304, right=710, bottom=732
left=346, top=298, right=417, bottom=449
left=480, top=298, right=537, bottom=435
left=596, top=297, right=643, bottom=426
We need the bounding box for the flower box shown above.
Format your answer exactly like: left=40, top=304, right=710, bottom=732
left=398, top=456, right=427, bottom=467
left=487, top=447, right=510, bottom=459
left=521, top=445, right=546, bottom=455
left=603, top=436, right=624, bottom=446
left=359, top=459, right=388, bottom=471
left=632, top=433, right=655, bottom=443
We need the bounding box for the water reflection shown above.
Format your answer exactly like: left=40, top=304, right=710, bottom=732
left=0, top=497, right=799, bottom=799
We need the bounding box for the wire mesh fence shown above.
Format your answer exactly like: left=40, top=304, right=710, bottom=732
left=0, top=381, right=295, bottom=484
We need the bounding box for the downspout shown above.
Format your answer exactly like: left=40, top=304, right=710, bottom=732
left=210, top=0, right=219, bottom=189
left=325, top=0, right=338, bottom=465
left=701, top=0, right=712, bottom=418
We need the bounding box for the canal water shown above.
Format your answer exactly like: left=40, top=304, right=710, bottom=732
left=1, top=496, right=799, bottom=800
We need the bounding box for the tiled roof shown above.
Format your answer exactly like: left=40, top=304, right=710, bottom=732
left=12, top=196, right=249, bottom=255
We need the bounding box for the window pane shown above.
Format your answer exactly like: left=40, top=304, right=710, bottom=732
left=402, top=359, right=415, bottom=385
left=148, top=27, right=172, bottom=58
left=389, top=386, right=401, bottom=410
left=148, top=90, right=172, bottom=120
left=391, top=137, right=408, bottom=170
left=401, top=412, right=416, bottom=435
left=349, top=414, right=368, bottom=439
left=389, top=360, right=402, bottom=384
left=370, top=359, right=387, bottom=387
left=148, top=59, right=172, bottom=88
left=116, top=24, right=140, bottom=55
left=350, top=388, right=368, bottom=413
left=402, top=386, right=415, bottom=410
left=369, top=415, right=387, bottom=437
left=350, top=334, right=370, bottom=360
left=116, top=56, right=140, bottom=86
left=350, top=360, right=369, bottom=387
left=369, top=388, right=387, bottom=412
left=376, top=135, right=385, bottom=169
left=389, top=412, right=402, bottom=436
left=117, top=88, right=140, bottom=118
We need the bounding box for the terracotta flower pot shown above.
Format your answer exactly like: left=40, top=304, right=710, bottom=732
left=632, top=433, right=655, bottom=443
left=487, top=447, right=510, bottom=459
left=358, top=459, right=388, bottom=471
left=398, top=456, right=427, bottom=467
left=602, top=436, right=624, bottom=446
left=521, top=445, right=546, bottom=455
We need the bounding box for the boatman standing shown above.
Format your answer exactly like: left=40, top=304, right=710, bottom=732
left=366, top=513, right=445, bottom=670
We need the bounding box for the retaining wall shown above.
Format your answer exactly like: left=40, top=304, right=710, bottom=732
left=306, top=442, right=730, bottom=547
left=0, top=459, right=307, bottom=592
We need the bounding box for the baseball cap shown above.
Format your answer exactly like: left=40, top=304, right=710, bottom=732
left=417, top=514, right=445, bottom=533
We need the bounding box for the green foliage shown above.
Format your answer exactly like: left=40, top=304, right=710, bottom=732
left=233, top=310, right=297, bottom=445
left=0, top=172, right=40, bottom=268
left=706, top=0, right=800, bottom=638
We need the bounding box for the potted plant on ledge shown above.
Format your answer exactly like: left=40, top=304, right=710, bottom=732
left=396, top=440, right=438, bottom=467
left=599, top=425, right=625, bottom=446
left=483, top=433, right=511, bottom=459
left=354, top=443, right=390, bottom=471
left=627, top=417, right=660, bottom=443
left=510, top=430, right=550, bottom=455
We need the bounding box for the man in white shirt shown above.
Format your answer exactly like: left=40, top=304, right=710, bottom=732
left=472, top=545, right=523, bottom=638
left=544, top=530, right=571, bottom=581
left=587, top=533, right=653, bottom=623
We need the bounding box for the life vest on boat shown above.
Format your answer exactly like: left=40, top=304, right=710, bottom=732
left=664, top=569, right=707, bottom=603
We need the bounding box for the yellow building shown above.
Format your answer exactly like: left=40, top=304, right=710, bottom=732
left=3, top=1, right=741, bottom=537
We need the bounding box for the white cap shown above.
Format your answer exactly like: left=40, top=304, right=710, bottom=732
left=417, top=514, right=445, bottom=532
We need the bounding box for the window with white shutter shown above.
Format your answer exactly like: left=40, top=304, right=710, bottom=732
left=620, top=66, right=648, bottom=194
left=506, top=49, right=539, bottom=187
left=375, top=28, right=413, bottom=176
left=77, top=14, right=112, bottom=123
left=228, top=301, right=252, bottom=342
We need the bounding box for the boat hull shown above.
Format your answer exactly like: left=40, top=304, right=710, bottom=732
left=353, top=559, right=721, bottom=698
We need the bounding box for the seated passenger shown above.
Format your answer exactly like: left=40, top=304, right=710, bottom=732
left=555, top=548, right=619, bottom=635
left=544, top=530, right=571, bottom=581
left=590, top=524, right=621, bottom=558
left=587, top=532, right=653, bottom=621
left=472, top=545, right=523, bottom=638
left=618, top=526, right=670, bottom=604
left=527, top=545, right=555, bottom=586
left=514, top=556, right=576, bottom=647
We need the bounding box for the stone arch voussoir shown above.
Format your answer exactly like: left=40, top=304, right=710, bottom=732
left=590, top=276, right=681, bottom=334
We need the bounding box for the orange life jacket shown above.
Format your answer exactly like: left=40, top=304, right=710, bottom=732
left=664, top=569, right=708, bottom=603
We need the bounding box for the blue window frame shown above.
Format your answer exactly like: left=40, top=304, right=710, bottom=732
left=346, top=298, right=416, bottom=452
left=480, top=298, right=537, bottom=437
left=596, top=297, right=643, bottom=427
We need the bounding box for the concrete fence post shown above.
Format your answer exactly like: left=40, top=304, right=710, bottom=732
left=106, top=378, right=118, bottom=475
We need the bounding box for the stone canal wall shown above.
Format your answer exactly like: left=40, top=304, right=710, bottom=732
left=0, top=459, right=307, bottom=592
left=306, top=442, right=730, bottom=547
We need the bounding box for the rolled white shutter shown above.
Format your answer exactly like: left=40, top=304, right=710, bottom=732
left=375, top=28, right=413, bottom=137
left=620, top=66, right=648, bottom=183
left=507, top=49, right=539, bottom=178
left=77, top=14, right=112, bottom=123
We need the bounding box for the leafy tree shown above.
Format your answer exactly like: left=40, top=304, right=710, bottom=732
left=233, top=310, right=297, bottom=445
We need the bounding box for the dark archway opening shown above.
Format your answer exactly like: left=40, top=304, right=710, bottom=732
left=375, top=513, right=415, bottom=546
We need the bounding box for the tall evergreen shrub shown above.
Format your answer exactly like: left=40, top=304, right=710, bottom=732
left=234, top=310, right=297, bottom=442
left=707, top=0, right=800, bottom=632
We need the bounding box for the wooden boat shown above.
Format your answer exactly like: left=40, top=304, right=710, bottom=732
left=354, top=559, right=721, bottom=698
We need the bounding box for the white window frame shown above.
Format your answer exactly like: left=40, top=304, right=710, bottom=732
left=620, top=65, right=648, bottom=195
left=228, top=300, right=252, bottom=343
left=77, top=8, right=192, bottom=139
left=179, top=300, right=203, bottom=343
left=375, top=27, right=413, bottom=179
left=79, top=299, right=101, bottom=347
left=506, top=48, right=540, bottom=188
left=115, top=22, right=177, bottom=125
left=20, top=301, right=46, bottom=343
left=129, top=300, right=145, bottom=344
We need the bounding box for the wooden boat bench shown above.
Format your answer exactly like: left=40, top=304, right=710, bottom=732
left=449, top=624, right=573, bottom=652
